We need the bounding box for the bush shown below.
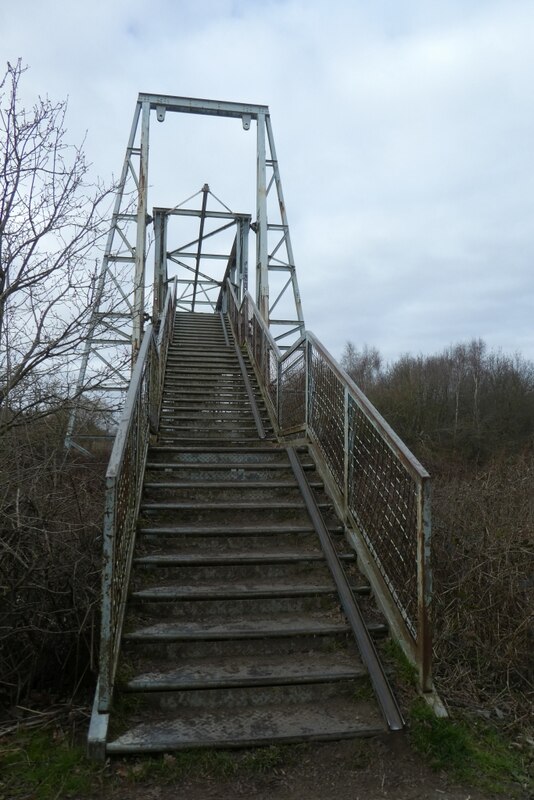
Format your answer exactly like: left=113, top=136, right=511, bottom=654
left=0, top=413, right=106, bottom=706
left=431, top=452, right=533, bottom=716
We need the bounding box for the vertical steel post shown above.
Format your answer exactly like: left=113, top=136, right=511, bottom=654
left=191, top=184, right=209, bottom=312
left=256, top=112, right=269, bottom=323
left=153, top=210, right=167, bottom=318
left=133, top=100, right=150, bottom=361
left=417, top=476, right=433, bottom=691
left=237, top=217, right=249, bottom=301
left=277, top=357, right=282, bottom=429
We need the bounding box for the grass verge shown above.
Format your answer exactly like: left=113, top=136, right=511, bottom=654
left=0, top=725, right=295, bottom=800
left=0, top=728, right=103, bottom=799
left=408, top=698, right=533, bottom=797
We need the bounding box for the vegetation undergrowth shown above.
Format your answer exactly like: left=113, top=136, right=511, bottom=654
left=408, top=699, right=533, bottom=797
left=0, top=728, right=102, bottom=800
left=0, top=724, right=296, bottom=800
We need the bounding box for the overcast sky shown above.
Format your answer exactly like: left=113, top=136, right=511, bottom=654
left=2, top=0, right=533, bottom=364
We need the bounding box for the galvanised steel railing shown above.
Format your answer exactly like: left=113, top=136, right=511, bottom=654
left=98, top=279, right=177, bottom=713
left=224, top=279, right=432, bottom=691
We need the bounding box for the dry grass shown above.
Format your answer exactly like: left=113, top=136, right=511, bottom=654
left=431, top=451, right=533, bottom=728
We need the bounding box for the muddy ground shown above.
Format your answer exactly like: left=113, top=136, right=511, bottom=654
left=87, top=736, right=527, bottom=800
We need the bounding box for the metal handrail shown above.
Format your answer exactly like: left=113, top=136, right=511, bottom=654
left=98, top=279, right=177, bottom=713
left=220, top=279, right=433, bottom=692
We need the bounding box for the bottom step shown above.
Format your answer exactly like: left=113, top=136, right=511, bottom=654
left=107, top=702, right=385, bottom=754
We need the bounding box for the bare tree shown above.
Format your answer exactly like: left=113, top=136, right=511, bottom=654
left=341, top=340, right=382, bottom=391
left=0, top=60, right=114, bottom=434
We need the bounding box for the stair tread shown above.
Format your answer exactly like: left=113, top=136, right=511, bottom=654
left=141, top=500, right=310, bottom=510
left=138, top=524, right=342, bottom=535
left=142, top=481, right=304, bottom=490
left=149, top=446, right=278, bottom=453
left=106, top=701, right=385, bottom=753
left=124, top=614, right=353, bottom=641
left=125, top=652, right=365, bottom=691
left=157, top=439, right=273, bottom=444
left=134, top=551, right=352, bottom=566
left=131, top=579, right=362, bottom=601
left=160, top=413, right=261, bottom=418
left=145, top=462, right=312, bottom=470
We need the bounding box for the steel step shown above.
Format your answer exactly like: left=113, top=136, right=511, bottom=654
left=142, top=481, right=317, bottom=491
left=106, top=702, right=384, bottom=754
left=124, top=615, right=354, bottom=642
left=130, top=580, right=369, bottom=602
left=140, top=500, right=319, bottom=511
left=124, top=652, right=365, bottom=693
left=138, top=523, right=343, bottom=537
left=133, top=551, right=355, bottom=566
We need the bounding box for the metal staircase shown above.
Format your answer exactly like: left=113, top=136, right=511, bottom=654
left=84, top=94, right=434, bottom=759
left=96, top=311, right=400, bottom=755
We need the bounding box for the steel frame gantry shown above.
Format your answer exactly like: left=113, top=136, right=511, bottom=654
left=66, top=93, right=304, bottom=452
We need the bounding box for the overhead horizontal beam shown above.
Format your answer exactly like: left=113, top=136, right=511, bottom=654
left=138, top=93, right=268, bottom=120
left=154, top=207, right=251, bottom=221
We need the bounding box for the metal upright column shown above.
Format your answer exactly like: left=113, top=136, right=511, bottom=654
left=256, top=112, right=269, bottom=324
left=133, top=100, right=150, bottom=359
left=236, top=217, right=249, bottom=300
left=152, top=209, right=168, bottom=318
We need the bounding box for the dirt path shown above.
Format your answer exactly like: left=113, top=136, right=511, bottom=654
left=91, top=737, right=521, bottom=800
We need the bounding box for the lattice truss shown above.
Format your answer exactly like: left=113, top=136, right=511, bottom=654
left=65, top=102, right=147, bottom=452
left=153, top=187, right=251, bottom=317
left=258, top=115, right=305, bottom=347
left=66, top=94, right=306, bottom=452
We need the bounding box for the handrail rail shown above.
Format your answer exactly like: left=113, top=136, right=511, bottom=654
left=219, top=280, right=433, bottom=693
left=98, top=278, right=177, bottom=713
left=279, top=332, right=306, bottom=364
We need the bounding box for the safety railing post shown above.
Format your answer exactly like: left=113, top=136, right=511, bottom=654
left=277, top=358, right=282, bottom=428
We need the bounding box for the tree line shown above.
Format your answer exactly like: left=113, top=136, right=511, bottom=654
left=341, top=338, right=534, bottom=463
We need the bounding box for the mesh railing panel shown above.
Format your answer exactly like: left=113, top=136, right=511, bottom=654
left=308, top=346, right=345, bottom=490
left=279, top=346, right=306, bottom=431
left=347, top=395, right=418, bottom=636
left=242, top=293, right=279, bottom=420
